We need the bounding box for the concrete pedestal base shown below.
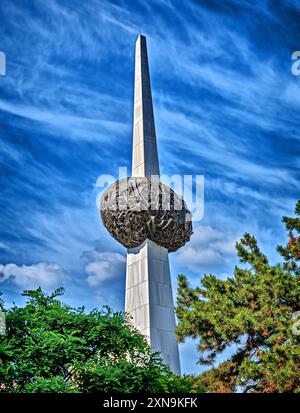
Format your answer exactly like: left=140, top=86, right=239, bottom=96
left=125, top=239, right=181, bottom=375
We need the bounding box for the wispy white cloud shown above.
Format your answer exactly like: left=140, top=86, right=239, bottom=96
left=0, top=99, right=128, bottom=142
left=0, top=262, right=69, bottom=290
left=83, top=251, right=126, bottom=287
left=0, top=242, right=11, bottom=251
left=176, top=225, right=237, bottom=274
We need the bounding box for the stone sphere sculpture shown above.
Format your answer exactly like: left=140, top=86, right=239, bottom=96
left=100, top=177, right=193, bottom=252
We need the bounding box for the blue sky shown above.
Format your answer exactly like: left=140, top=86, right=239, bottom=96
left=0, top=0, right=300, bottom=375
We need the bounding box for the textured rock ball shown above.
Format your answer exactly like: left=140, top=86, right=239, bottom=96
left=100, top=177, right=193, bottom=252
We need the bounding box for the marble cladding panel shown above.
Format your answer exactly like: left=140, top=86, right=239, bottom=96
left=125, top=281, right=149, bottom=309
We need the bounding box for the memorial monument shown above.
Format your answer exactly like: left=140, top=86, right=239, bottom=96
left=101, top=35, right=192, bottom=374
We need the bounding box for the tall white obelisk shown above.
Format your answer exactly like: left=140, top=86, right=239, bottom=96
left=125, top=35, right=181, bottom=374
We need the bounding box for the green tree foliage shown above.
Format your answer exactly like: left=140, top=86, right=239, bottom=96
left=277, top=200, right=300, bottom=274
left=176, top=201, right=300, bottom=393
left=0, top=287, right=198, bottom=393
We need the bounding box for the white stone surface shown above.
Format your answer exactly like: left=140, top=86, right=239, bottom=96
left=126, top=239, right=181, bottom=375
left=126, top=35, right=181, bottom=375
left=132, top=35, right=160, bottom=177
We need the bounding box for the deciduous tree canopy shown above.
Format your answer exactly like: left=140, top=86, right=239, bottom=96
left=0, top=288, right=199, bottom=393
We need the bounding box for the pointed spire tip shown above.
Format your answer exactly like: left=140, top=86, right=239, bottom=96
left=136, top=34, right=146, bottom=42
